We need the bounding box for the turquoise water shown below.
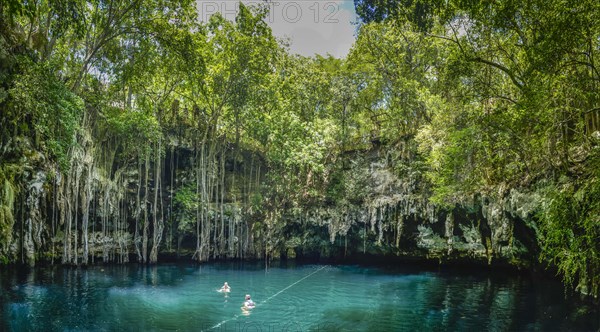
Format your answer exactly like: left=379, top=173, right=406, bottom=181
left=1, top=262, right=598, bottom=331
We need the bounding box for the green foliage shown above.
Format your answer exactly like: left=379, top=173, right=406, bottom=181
left=356, top=0, right=600, bottom=295
left=106, top=108, right=162, bottom=158
left=249, top=192, right=264, bottom=214
left=0, top=164, right=17, bottom=261
left=173, top=184, right=199, bottom=232
left=347, top=21, right=439, bottom=142
left=354, top=0, right=443, bottom=30
left=537, top=175, right=600, bottom=297
left=325, top=169, right=347, bottom=203
left=0, top=0, right=598, bottom=298
left=7, top=59, right=83, bottom=170
left=0, top=0, right=36, bottom=23
left=535, top=133, right=600, bottom=297
left=174, top=184, right=198, bottom=211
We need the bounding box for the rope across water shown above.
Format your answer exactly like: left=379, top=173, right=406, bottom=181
left=202, top=265, right=328, bottom=331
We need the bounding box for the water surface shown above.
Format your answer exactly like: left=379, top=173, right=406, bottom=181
left=1, top=262, right=598, bottom=331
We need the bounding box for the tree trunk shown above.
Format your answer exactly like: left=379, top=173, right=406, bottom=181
left=142, top=153, right=149, bottom=263
left=82, top=162, right=92, bottom=265
left=135, top=159, right=142, bottom=262
left=219, top=146, right=225, bottom=256
left=150, top=140, right=163, bottom=263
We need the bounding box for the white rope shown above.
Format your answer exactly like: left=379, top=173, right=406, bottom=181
left=202, top=265, right=328, bottom=331
left=258, top=265, right=327, bottom=306
left=204, top=313, right=240, bottom=331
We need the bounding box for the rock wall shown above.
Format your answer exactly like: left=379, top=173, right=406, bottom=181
left=2, top=132, right=541, bottom=270
left=279, top=147, right=540, bottom=269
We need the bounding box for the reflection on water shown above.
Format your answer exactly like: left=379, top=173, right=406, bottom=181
left=0, top=263, right=598, bottom=331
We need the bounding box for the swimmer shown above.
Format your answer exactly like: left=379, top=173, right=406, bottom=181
left=219, top=282, right=231, bottom=293
left=242, top=294, right=255, bottom=310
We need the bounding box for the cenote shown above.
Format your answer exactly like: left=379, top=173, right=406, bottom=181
left=1, top=262, right=598, bottom=331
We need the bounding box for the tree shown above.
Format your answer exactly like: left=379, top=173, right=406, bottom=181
left=356, top=0, right=600, bottom=296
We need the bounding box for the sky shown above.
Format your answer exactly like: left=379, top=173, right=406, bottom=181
left=196, top=0, right=360, bottom=58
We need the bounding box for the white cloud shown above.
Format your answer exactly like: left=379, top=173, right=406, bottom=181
left=196, top=0, right=359, bottom=58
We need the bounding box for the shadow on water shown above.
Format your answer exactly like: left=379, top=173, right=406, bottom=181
left=311, top=267, right=599, bottom=332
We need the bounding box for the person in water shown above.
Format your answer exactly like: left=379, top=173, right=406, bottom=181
left=243, top=294, right=255, bottom=309
left=219, top=282, right=231, bottom=292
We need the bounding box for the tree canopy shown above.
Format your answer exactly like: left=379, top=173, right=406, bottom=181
left=0, top=0, right=598, bottom=297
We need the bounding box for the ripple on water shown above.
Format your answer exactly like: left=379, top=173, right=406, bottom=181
left=107, top=279, right=234, bottom=330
